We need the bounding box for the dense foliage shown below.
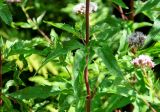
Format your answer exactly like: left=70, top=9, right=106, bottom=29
left=0, top=0, right=160, bottom=112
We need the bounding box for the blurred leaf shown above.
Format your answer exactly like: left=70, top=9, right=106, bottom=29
left=144, top=18, right=160, bottom=48
left=1, top=95, right=13, bottom=112
left=95, top=44, right=122, bottom=76
left=44, top=21, right=78, bottom=36
left=102, top=94, right=132, bottom=112
left=37, top=11, right=46, bottom=25
left=50, top=29, right=59, bottom=45
left=35, top=39, right=83, bottom=75
left=133, top=22, right=153, bottom=30
left=72, top=49, right=86, bottom=111
left=59, top=94, right=74, bottom=112
left=0, top=4, right=12, bottom=25
left=8, top=85, right=63, bottom=100
left=139, top=42, right=160, bottom=56
left=13, top=69, right=25, bottom=86
left=112, top=0, right=128, bottom=9
left=13, top=22, right=32, bottom=28
left=2, top=80, right=16, bottom=93
left=118, top=30, right=128, bottom=53
left=0, top=36, right=4, bottom=48
left=135, top=0, right=158, bottom=14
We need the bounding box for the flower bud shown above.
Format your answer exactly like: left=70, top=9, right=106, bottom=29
left=128, top=32, right=147, bottom=48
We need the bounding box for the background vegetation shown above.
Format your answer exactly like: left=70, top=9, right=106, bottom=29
left=0, top=0, right=160, bottom=112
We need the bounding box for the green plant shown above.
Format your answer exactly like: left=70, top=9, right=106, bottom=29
left=1, top=0, right=160, bottom=112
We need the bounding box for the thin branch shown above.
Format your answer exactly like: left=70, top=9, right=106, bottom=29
left=112, top=4, right=128, bottom=20
left=139, top=96, right=157, bottom=112
left=117, top=6, right=128, bottom=20
left=84, top=0, right=91, bottom=112
left=21, top=6, right=51, bottom=43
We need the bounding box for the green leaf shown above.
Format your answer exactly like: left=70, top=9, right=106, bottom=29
left=135, top=0, right=158, bottom=14
left=112, top=0, right=128, bottom=9
left=1, top=95, right=13, bottom=112
left=8, top=85, right=63, bottom=99
left=13, top=22, right=32, bottom=28
left=13, top=69, right=25, bottom=86
left=50, top=29, right=59, bottom=45
left=0, top=36, right=4, bottom=48
left=139, top=42, right=160, bottom=56
left=118, top=30, right=128, bottom=53
left=59, top=94, right=74, bottom=112
left=0, top=4, right=12, bottom=25
left=95, top=45, right=122, bottom=76
left=101, top=94, right=132, bottom=112
left=37, top=11, right=46, bottom=25
left=72, top=49, right=86, bottom=111
left=44, top=21, right=78, bottom=36
left=133, top=22, right=153, bottom=30
left=144, top=18, right=160, bottom=48
left=35, top=39, right=83, bottom=75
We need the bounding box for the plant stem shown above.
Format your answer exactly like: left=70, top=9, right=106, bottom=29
left=84, top=0, right=91, bottom=112
left=129, top=0, right=134, bottom=20
left=112, top=4, right=128, bottom=20
left=86, top=0, right=90, bottom=45
left=117, top=6, right=128, bottom=20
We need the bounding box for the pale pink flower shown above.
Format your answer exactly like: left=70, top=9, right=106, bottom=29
left=132, top=55, right=155, bottom=68
left=73, top=2, right=98, bottom=14
left=6, top=0, right=21, bottom=3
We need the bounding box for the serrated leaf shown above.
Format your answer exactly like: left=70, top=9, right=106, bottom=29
left=0, top=4, right=12, bottom=25
left=112, top=0, right=128, bottom=9
left=8, top=85, right=63, bottom=99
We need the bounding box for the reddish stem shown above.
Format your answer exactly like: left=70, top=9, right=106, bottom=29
left=129, top=0, right=134, bottom=20
left=84, top=0, right=91, bottom=112
left=117, top=6, right=128, bottom=20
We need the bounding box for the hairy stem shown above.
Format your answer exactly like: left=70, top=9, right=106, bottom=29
left=84, top=0, right=91, bottom=112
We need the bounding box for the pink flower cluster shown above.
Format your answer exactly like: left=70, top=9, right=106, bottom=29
left=73, top=2, right=98, bottom=14
left=132, top=55, right=155, bottom=68
left=6, top=0, right=21, bottom=3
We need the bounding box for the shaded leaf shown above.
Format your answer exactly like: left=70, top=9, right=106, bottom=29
left=112, top=0, right=128, bottom=9
left=0, top=4, right=12, bottom=25
left=95, top=45, right=122, bottom=76
left=44, top=21, right=78, bottom=36
left=8, top=85, right=63, bottom=99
